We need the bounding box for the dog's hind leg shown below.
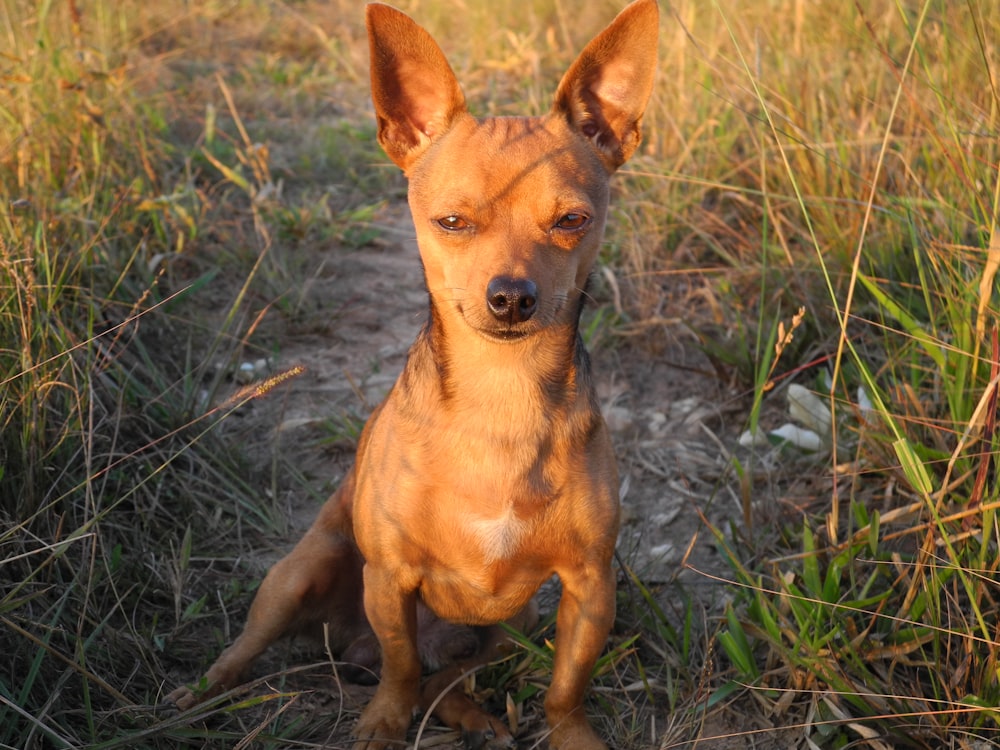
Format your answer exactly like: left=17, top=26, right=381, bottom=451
left=421, top=675, right=515, bottom=750
left=418, top=602, right=539, bottom=750
left=168, top=481, right=364, bottom=709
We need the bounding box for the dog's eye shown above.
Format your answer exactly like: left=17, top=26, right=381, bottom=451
left=437, top=215, right=469, bottom=231
left=555, top=213, right=588, bottom=230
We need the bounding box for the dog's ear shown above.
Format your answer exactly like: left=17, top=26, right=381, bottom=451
left=552, top=0, right=659, bottom=172
left=366, top=3, right=467, bottom=173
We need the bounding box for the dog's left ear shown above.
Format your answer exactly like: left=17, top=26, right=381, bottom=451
left=366, top=3, right=468, bottom=173
left=553, top=0, right=659, bottom=172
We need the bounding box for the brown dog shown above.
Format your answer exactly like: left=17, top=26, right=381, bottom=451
left=169, top=1, right=658, bottom=748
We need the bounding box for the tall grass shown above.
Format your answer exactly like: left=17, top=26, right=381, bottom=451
left=0, top=1, right=292, bottom=746
left=658, top=1, right=1000, bottom=745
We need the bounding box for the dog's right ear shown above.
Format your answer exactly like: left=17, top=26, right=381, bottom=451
left=366, top=3, right=467, bottom=173
left=552, top=0, right=659, bottom=172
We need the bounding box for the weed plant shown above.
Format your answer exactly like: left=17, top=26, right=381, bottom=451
left=2, top=0, right=999, bottom=748
left=676, top=1, right=1000, bottom=746
left=1, top=1, right=294, bottom=746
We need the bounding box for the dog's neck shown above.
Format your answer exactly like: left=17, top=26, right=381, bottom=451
left=424, top=293, right=589, bottom=407
left=392, top=300, right=602, bottom=507
left=385, top=294, right=599, bottom=470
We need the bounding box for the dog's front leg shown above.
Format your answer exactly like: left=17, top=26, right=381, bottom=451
left=352, top=564, right=421, bottom=750
left=545, top=563, right=616, bottom=750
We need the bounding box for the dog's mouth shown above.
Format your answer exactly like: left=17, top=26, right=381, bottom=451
left=476, top=325, right=534, bottom=343
left=464, top=302, right=568, bottom=344
left=452, top=298, right=550, bottom=343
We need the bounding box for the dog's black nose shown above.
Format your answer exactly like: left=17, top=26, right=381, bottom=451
left=486, top=276, right=537, bottom=324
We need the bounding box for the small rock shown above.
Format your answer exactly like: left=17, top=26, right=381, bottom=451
left=603, top=405, right=633, bottom=433
left=235, top=361, right=256, bottom=384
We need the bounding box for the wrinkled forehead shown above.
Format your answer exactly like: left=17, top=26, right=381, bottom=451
left=408, top=115, right=609, bottom=210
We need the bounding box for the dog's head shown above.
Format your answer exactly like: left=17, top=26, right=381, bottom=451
left=366, top=0, right=658, bottom=344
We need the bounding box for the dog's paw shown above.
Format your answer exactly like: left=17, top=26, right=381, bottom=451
left=166, top=675, right=229, bottom=711
left=462, top=714, right=516, bottom=750
left=165, top=685, right=199, bottom=712
left=352, top=699, right=412, bottom=750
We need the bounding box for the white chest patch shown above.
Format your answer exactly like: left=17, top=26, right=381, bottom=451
left=463, top=506, right=530, bottom=564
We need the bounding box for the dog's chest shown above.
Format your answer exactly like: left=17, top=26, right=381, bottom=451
left=419, top=505, right=548, bottom=623
left=459, top=504, right=531, bottom=564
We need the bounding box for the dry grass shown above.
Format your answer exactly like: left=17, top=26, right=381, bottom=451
left=2, top=0, right=999, bottom=747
